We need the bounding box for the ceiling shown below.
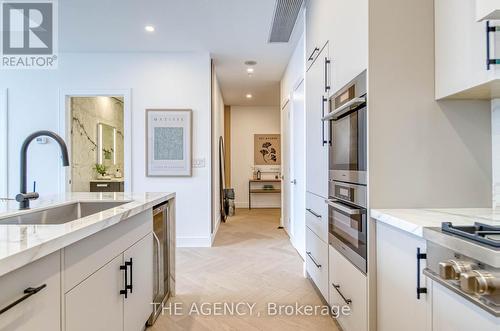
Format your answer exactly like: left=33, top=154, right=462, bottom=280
left=58, top=0, right=304, bottom=106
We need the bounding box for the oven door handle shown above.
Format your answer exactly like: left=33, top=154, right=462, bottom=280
left=325, top=199, right=361, bottom=215
left=322, top=96, right=366, bottom=121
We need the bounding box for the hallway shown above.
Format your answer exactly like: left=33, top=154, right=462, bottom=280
left=150, top=209, right=338, bottom=330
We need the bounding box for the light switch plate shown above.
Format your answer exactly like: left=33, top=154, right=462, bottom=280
left=193, top=158, right=206, bottom=168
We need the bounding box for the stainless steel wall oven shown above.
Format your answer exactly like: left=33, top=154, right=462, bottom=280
left=323, top=70, right=368, bottom=274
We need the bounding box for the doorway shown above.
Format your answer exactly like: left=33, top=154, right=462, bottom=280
left=282, top=79, right=306, bottom=258
left=59, top=90, right=132, bottom=193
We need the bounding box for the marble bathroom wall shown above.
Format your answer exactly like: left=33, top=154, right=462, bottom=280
left=71, top=97, right=124, bottom=192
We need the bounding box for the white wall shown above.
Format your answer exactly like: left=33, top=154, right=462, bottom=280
left=0, top=52, right=213, bottom=247
left=369, top=0, right=492, bottom=208
left=492, top=99, right=500, bottom=207
left=211, top=70, right=224, bottom=240
left=280, top=33, right=305, bottom=108
left=230, top=106, right=281, bottom=208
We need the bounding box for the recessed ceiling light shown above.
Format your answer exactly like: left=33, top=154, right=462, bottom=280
left=244, top=60, right=257, bottom=66
left=246, top=68, right=254, bottom=73
left=246, top=94, right=253, bottom=99
left=145, top=25, right=155, bottom=32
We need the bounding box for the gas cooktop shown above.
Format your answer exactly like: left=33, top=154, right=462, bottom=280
left=441, top=222, right=500, bottom=248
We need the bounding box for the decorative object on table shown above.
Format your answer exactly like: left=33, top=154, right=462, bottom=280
left=146, top=109, right=192, bottom=177
left=254, top=134, right=281, bottom=165
left=115, top=168, right=122, bottom=178
left=256, top=169, right=262, bottom=180
left=93, top=163, right=109, bottom=179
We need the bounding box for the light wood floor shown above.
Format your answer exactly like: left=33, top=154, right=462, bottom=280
left=149, top=208, right=338, bottom=331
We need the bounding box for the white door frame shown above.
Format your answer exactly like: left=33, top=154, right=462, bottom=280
left=281, top=98, right=291, bottom=231
left=58, top=89, right=132, bottom=193
left=0, top=89, right=7, bottom=197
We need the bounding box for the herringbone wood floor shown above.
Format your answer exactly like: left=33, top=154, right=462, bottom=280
left=149, top=208, right=338, bottom=331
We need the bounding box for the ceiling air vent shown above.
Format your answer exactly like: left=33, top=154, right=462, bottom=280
left=268, top=0, right=304, bottom=43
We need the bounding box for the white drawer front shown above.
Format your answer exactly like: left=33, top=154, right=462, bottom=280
left=0, top=251, right=61, bottom=331
left=306, top=192, right=328, bottom=242
left=329, top=246, right=367, bottom=331
left=306, top=227, right=329, bottom=300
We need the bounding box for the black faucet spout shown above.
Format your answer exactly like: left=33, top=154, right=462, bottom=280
left=18, top=130, right=70, bottom=209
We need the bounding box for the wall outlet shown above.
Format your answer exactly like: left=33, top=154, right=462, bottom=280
left=193, top=158, right=206, bottom=168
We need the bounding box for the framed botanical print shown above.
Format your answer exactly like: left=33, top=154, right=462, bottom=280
left=146, top=109, right=192, bottom=176
left=254, top=134, right=281, bottom=165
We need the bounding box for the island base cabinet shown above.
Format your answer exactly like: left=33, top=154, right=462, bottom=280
left=328, top=246, right=367, bottom=331
left=65, top=233, right=154, bottom=331
left=0, top=251, right=61, bottom=331
left=376, top=222, right=430, bottom=331
left=432, top=281, right=500, bottom=331
left=65, top=254, right=124, bottom=331
left=124, top=233, right=154, bottom=331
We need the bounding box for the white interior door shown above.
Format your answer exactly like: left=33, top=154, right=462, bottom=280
left=0, top=89, right=7, bottom=198
left=291, top=80, right=306, bottom=258
left=281, top=100, right=292, bottom=234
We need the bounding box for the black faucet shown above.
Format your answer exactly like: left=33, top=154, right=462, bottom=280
left=16, top=131, right=70, bottom=209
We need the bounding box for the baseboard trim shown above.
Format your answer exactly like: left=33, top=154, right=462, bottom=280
left=234, top=202, right=281, bottom=209
left=177, top=236, right=212, bottom=247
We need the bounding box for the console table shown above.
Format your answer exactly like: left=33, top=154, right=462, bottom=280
left=248, top=179, right=281, bottom=209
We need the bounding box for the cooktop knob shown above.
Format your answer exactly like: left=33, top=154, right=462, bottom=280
left=439, top=260, right=477, bottom=280
left=460, top=270, right=500, bottom=296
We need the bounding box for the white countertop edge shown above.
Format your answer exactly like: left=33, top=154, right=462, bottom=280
left=370, top=209, right=426, bottom=237
left=0, top=192, right=175, bottom=278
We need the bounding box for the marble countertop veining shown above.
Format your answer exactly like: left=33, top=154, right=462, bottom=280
left=371, top=208, right=500, bottom=238
left=0, top=192, right=175, bottom=277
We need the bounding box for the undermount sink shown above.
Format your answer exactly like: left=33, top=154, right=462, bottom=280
left=0, top=201, right=130, bottom=225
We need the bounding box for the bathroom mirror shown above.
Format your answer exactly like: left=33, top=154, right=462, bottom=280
left=97, top=123, right=116, bottom=165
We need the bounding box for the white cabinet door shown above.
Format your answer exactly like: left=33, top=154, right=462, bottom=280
left=305, top=0, right=332, bottom=69
left=305, top=45, right=329, bottom=199
left=305, top=192, right=328, bottom=243
left=432, top=281, right=500, bottom=331
left=0, top=252, right=60, bottom=331
left=435, top=0, right=499, bottom=99
left=329, top=246, right=367, bottom=331
left=305, top=227, right=329, bottom=300
left=65, top=254, right=124, bottom=331
left=376, top=222, right=430, bottom=331
left=330, top=0, right=368, bottom=93
left=124, top=234, right=154, bottom=331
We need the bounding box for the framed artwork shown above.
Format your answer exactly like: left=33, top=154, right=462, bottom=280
left=254, top=134, right=281, bottom=165
left=146, top=109, right=192, bottom=176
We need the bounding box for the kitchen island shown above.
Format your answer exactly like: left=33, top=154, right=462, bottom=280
left=0, top=192, right=175, bottom=331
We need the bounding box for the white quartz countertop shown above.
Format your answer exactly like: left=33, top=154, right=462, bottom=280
left=371, top=208, right=500, bottom=238
left=0, top=192, right=175, bottom=277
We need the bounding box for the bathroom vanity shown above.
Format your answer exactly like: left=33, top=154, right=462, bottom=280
left=0, top=192, right=175, bottom=331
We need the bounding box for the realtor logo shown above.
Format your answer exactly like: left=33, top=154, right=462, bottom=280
left=0, top=0, right=58, bottom=69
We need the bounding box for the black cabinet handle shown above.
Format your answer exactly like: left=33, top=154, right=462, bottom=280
left=125, top=258, right=133, bottom=293
left=416, top=247, right=427, bottom=299
left=0, top=284, right=46, bottom=315
left=306, top=208, right=321, bottom=218
left=308, top=47, right=320, bottom=61
left=486, top=21, right=500, bottom=70
left=324, top=58, right=331, bottom=92
left=306, top=251, right=322, bottom=268
left=120, top=263, right=128, bottom=298
left=321, top=96, right=328, bottom=146
left=332, top=283, right=352, bottom=305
